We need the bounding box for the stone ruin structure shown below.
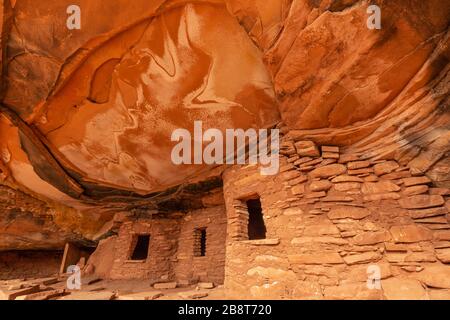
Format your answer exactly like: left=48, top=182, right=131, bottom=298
left=0, top=0, right=449, bottom=300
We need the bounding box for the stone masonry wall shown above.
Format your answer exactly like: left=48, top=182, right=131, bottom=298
left=109, top=204, right=227, bottom=285
left=174, top=206, right=227, bottom=285
left=110, top=219, right=180, bottom=282
left=0, top=250, right=62, bottom=280
left=222, top=134, right=450, bottom=299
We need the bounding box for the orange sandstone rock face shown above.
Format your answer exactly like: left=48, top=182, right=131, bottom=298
left=4, top=1, right=279, bottom=196
left=0, top=0, right=449, bottom=253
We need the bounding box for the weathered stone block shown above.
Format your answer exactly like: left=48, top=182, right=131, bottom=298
left=118, top=291, right=163, bottom=300
left=404, top=252, right=436, bottom=262
left=321, top=146, right=339, bottom=153
left=331, top=175, right=364, bottom=183
left=338, top=154, right=360, bottom=164
left=389, top=225, right=433, bottom=243
left=291, top=184, right=305, bottom=195
left=363, top=193, right=400, bottom=201
left=288, top=253, right=344, bottom=265
left=323, top=283, right=382, bottom=300
left=291, top=237, right=347, bottom=245
left=178, top=291, right=209, bottom=299
left=306, top=191, right=327, bottom=198
left=399, top=195, right=445, bottom=209
left=198, top=282, right=215, bottom=289
left=322, top=152, right=339, bottom=159
left=153, top=282, right=177, bottom=289
left=382, top=278, right=427, bottom=300
left=402, top=185, right=429, bottom=196
left=402, top=176, right=432, bottom=187
left=303, top=224, right=340, bottom=236
left=380, top=171, right=411, bottom=180
left=0, top=285, right=41, bottom=300
left=361, top=181, right=400, bottom=194
left=373, top=161, right=399, bottom=176
left=416, top=266, right=450, bottom=289
left=309, top=164, right=346, bottom=178
left=352, top=231, right=391, bottom=245
left=328, top=206, right=371, bottom=220
left=241, top=239, right=280, bottom=246
left=343, top=252, right=381, bottom=265
left=295, top=141, right=320, bottom=157
left=309, top=180, right=332, bottom=192
left=334, top=182, right=361, bottom=192
left=283, top=207, right=303, bottom=216
left=292, top=281, right=323, bottom=299
left=347, top=161, right=371, bottom=170
left=247, top=267, right=297, bottom=282
left=436, top=248, right=450, bottom=263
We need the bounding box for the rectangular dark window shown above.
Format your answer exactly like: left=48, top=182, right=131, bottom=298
left=247, top=198, right=266, bottom=240
left=130, top=235, right=150, bottom=260
left=194, top=228, right=207, bottom=257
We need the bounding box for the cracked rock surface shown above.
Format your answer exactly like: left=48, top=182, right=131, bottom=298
left=0, top=0, right=449, bottom=249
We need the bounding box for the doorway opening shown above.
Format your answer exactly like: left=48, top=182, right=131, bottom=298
left=130, top=235, right=150, bottom=260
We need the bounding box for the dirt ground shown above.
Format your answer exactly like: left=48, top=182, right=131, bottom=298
left=0, top=275, right=230, bottom=300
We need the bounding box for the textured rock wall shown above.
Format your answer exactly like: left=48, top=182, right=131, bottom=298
left=174, top=206, right=227, bottom=285
left=0, top=184, right=104, bottom=250
left=222, top=131, right=450, bottom=299
left=109, top=219, right=180, bottom=281
left=0, top=250, right=62, bottom=280
left=100, top=202, right=227, bottom=284
left=0, top=0, right=449, bottom=252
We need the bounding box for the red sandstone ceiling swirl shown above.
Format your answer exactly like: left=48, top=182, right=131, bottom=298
left=0, top=0, right=449, bottom=249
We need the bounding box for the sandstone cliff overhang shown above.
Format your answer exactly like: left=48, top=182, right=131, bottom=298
left=0, top=0, right=449, bottom=249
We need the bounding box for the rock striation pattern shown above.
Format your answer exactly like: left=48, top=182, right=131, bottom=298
left=223, top=131, right=450, bottom=299
left=0, top=0, right=449, bottom=300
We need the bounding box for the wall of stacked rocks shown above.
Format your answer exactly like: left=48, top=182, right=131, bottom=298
left=0, top=250, right=62, bottom=280
left=109, top=219, right=180, bottom=281
left=96, top=202, right=227, bottom=285
left=174, top=206, right=227, bottom=285
left=222, top=130, right=450, bottom=299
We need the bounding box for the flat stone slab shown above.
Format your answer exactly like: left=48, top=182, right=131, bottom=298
left=35, top=277, right=60, bottom=286
left=16, top=289, right=66, bottom=300
left=322, top=196, right=354, bottom=202
left=331, top=175, right=364, bottom=183
left=197, top=282, right=215, bottom=289
left=240, top=238, right=280, bottom=246
left=118, top=291, right=163, bottom=300
left=390, top=225, right=433, bottom=243
left=361, top=181, right=400, bottom=194
left=153, top=282, right=177, bottom=289
left=402, top=185, right=429, bottom=196
left=0, top=285, right=41, bottom=300
left=373, top=161, right=399, bottom=176
left=436, top=248, right=450, bottom=264
left=402, top=176, right=432, bottom=187
left=328, top=206, right=371, bottom=220
left=343, top=252, right=381, bottom=265
left=309, top=164, right=346, bottom=178
left=288, top=253, right=344, bottom=265
left=178, top=290, right=209, bottom=299
left=59, top=291, right=117, bottom=300
left=382, top=278, right=427, bottom=300
left=347, top=161, right=371, bottom=170
left=399, top=195, right=445, bottom=209
left=416, top=266, right=450, bottom=289
left=363, top=192, right=400, bottom=201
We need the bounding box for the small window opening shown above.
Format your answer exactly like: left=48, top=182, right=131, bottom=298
left=247, top=198, right=266, bottom=240
left=194, top=228, right=207, bottom=257
left=130, top=235, right=150, bottom=260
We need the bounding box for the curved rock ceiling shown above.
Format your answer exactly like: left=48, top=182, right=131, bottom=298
left=0, top=0, right=449, bottom=249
